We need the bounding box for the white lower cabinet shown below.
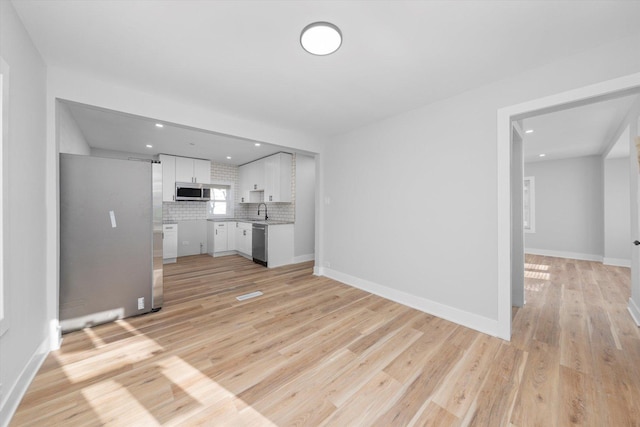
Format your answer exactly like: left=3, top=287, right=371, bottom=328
left=227, top=222, right=236, bottom=251
left=208, top=221, right=245, bottom=257
left=213, top=222, right=228, bottom=252
left=207, top=221, right=294, bottom=265
left=163, top=223, right=178, bottom=263
left=236, top=222, right=252, bottom=257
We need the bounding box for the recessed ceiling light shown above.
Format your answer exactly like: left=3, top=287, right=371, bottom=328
left=525, top=129, right=534, bottom=134
left=155, top=123, right=164, bottom=128
left=539, top=153, right=546, bottom=157
left=254, top=143, right=261, bottom=147
left=145, top=144, right=153, bottom=148
left=226, top=156, right=232, bottom=160
left=300, top=22, right=342, bottom=56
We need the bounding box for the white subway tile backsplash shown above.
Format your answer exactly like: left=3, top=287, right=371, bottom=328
left=163, top=201, right=208, bottom=222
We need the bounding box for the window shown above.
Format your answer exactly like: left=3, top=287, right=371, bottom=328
left=523, top=176, right=535, bottom=233
left=0, top=56, right=8, bottom=336
left=207, top=182, right=233, bottom=218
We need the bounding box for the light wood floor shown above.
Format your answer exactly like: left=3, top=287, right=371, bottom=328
left=11, top=254, right=640, bottom=426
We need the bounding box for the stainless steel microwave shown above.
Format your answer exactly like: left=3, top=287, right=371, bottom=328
left=175, top=183, right=211, bottom=201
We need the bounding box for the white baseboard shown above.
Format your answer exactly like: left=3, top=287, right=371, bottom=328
left=292, top=254, right=315, bottom=264
left=603, top=257, right=631, bottom=268
left=320, top=267, right=499, bottom=338
left=628, top=298, right=640, bottom=327
left=525, top=248, right=603, bottom=262
left=0, top=336, right=49, bottom=427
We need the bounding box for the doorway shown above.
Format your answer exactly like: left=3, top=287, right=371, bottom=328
left=497, top=73, right=640, bottom=340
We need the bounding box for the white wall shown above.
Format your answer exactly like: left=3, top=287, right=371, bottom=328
left=524, top=156, right=604, bottom=261
left=0, top=2, right=48, bottom=425
left=177, top=220, right=208, bottom=256
left=57, top=101, right=89, bottom=155
left=294, top=154, right=315, bottom=261
left=318, top=34, right=640, bottom=336
left=604, top=156, right=631, bottom=266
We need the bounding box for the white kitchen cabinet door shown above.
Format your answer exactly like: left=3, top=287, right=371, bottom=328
left=207, top=222, right=215, bottom=256
left=238, top=165, right=250, bottom=203
left=175, top=156, right=211, bottom=184
left=193, top=159, right=211, bottom=184
left=163, top=224, right=178, bottom=262
left=175, top=156, right=195, bottom=183
left=235, top=225, right=245, bottom=252
left=159, top=154, right=176, bottom=202
left=244, top=227, right=252, bottom=257
left=236, top=223, right=252, bottom=256
left=239, top=160, right=265, bottom=203
left=213, top=222, right=228, bottom=252
left=264, top=153, right=292, bottom=203
left=251, top=158, right=266, bottom=191
left=227, top=221, right=237, bottom=251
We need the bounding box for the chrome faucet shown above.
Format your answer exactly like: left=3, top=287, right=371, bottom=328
left=257, top=203, right=268, bottom=221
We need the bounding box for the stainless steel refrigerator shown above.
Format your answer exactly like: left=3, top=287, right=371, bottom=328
left=59, top=154, right=163, bottom=333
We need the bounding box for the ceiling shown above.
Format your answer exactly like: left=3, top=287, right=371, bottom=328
left=12, top=1, right=640, bottom=162
left=522, top=95, right=638, bottom=163
left=63, top=101, right=290, bottom=165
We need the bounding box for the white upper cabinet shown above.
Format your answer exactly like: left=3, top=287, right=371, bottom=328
left=159, top=154, right=176, bottom=202
left=238, top=157, right=265, bottom=203
left=175, top=156, right=211, bottom=184
left=239, top=153, right=292, bottom=203
left=193, top=159, right=211, bottom=184
left=264, top=153, right=292, bottom=203
left=241, top=157, right=265, bottom=192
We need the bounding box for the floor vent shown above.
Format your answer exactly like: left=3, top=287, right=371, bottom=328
left=236, top=291, right=263, bottom=301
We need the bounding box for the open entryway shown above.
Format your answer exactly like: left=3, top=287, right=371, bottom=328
left=497, top=72, right=640, bottom=340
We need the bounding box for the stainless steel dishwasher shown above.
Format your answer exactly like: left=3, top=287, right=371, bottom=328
left=252, top=223, right=268, bottom=267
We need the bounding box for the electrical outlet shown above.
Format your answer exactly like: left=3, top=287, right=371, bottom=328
left=325, top=261, right=331, bottom=268
left=182, top=240, right=189, bottom=246
left=138, top=297, right=145, bottom=310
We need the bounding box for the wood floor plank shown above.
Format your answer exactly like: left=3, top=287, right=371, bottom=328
left=318, top=371, right=403, bottom=427
left=431, top=334, right=502, bottom=418
left=462, top=344, right=527, bottom=427
left=558, top=365, right=602, bottom=427
left=409, top=401, right=461, bottom=427
left=11, top=254, right=640, bottom=426
left=510, top=340, right=560, bottom=426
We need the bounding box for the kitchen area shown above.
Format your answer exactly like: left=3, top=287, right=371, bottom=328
left=161, top=151, right=312, bottom=269
left=57, top=99, right=316, bottom=332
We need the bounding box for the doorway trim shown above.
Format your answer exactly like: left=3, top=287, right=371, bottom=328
left=496, top=71, right=640, bottom=340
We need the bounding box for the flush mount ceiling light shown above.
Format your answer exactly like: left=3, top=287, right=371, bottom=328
left=155, top=123, right=164, bottom=128
left=525, top=129, right=534, bottom=134
left=300, top=22, right=342, bottom=56
left=145, top=144, right=153, bottom=148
